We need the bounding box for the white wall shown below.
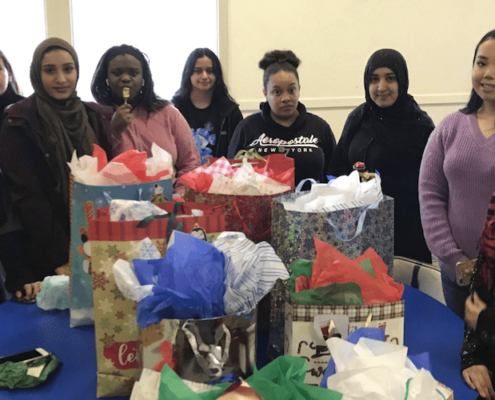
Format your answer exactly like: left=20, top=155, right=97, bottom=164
left=221, top=0, right=495, bottom=139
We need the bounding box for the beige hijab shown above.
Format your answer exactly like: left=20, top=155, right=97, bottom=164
left=30, top=38, right=96, bottom=203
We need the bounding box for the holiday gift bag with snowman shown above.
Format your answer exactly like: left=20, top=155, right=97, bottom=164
left=69, top=144, right=173, bottom=327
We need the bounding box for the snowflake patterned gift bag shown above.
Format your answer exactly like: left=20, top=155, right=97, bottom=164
left=89, top=206, right=225, bottom=398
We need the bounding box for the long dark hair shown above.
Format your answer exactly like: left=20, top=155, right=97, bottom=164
left=172, top=48, right=236, bottom=107
left=91, top=44, right=168, bottom=113
left=462, top=29, right=495, bottom=114
left=0, top=50, right=21, bottom=95
left=259, top=50, right=300, bottom=90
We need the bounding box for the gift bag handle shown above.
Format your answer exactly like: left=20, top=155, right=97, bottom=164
left=326, top=201, right=378, bottom=242
left=295, top=178, right=318, bottom=193
left=182, top=321, right=231, bottom=379
left=232, top=199, right=271, bottom=242
left=136, top=201, right=184, bottom=241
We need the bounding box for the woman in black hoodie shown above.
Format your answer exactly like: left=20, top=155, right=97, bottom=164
left=228, top=50, right=336, bottom=187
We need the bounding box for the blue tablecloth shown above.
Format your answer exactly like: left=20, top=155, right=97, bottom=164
left=0, top=285, right=478, bottom=399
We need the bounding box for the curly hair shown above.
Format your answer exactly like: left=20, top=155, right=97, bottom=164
left=259, top=50, right=301, bottom=90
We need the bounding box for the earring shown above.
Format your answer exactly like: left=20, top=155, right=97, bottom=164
left=106, top=79, right=109, bottom=85
left=142, top=80, right=145, bottom=86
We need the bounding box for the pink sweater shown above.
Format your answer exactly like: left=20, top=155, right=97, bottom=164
left=111, top=105, right=200, bottom=193
left=419, top=111, right=495, bottom=280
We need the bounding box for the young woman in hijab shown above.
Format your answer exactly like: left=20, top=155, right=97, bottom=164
left=330, top=49, right=434, bottom=264
left=91, top=44, right=200, bottom=194
left=420, top=30, right=495, bottom=319
left=228, top=50, right=336, bottom=187
left=172, top=48, right=243, bottom=164
left=0, top=38, right=111, bottom=302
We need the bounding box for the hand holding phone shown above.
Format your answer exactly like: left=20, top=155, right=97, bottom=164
left=456, top=259, right=477, bottom=286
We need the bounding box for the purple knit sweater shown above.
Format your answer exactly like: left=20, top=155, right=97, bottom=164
left=419, top=111, right=495, bottom=281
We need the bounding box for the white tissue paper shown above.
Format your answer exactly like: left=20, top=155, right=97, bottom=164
left=213, top=232, right=290, bottom=314
left=112, top=238, right=161, bottom=301
left=130, top=369, right=161, bottom=400
left=109, top=199, right=167, bottom=222
left=129, top=368, right=216, bottom=400
left=145, top=143, right=174, bottom=178
left=325, top=337, right=452, bottom=400
left=283, top=170, right=383, bottom=212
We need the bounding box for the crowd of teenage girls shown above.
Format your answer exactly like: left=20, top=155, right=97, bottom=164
left=1, top=29, right=495, bottom=398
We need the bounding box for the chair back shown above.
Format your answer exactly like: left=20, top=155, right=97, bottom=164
left=393, top=256, right=445, bottom=305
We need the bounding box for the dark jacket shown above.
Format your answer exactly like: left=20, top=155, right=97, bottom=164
left=329, top=103, right=434, bottom=263
left=228, top=102, right=336, bottom=186
left=173, top=95, right=243, bottom=158
left=0, top=95, right=111, bottom=293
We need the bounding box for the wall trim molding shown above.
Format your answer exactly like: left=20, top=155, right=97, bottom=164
left=239, top=93, right=470, bottom=113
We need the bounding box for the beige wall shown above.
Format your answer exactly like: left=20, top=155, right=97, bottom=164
left=221, top=0, right=495, bottom=138
left=44, top=0, right=495, bottom=139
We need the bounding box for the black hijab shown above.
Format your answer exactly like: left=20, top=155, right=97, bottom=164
left=356, top=49, right=433, bottom=152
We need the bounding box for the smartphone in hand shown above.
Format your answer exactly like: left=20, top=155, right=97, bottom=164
left=456, top=259, right=477, bottom=286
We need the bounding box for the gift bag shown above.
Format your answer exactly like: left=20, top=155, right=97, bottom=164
left=183, top=154, right=294, bottom=243
left=69, top=178, right=173, bottom=327
left=90, top=206, right=225, bottom=398
left=185, top=190, right=290, bottom=244
left=141, top=309, right=257, bottom=384
left=284, top=298, right=405, bottom=385
left=271, top=191, right=394, bottom=274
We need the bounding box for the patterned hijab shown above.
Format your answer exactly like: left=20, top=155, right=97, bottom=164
left=30, top=38, right=96, bottom=204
